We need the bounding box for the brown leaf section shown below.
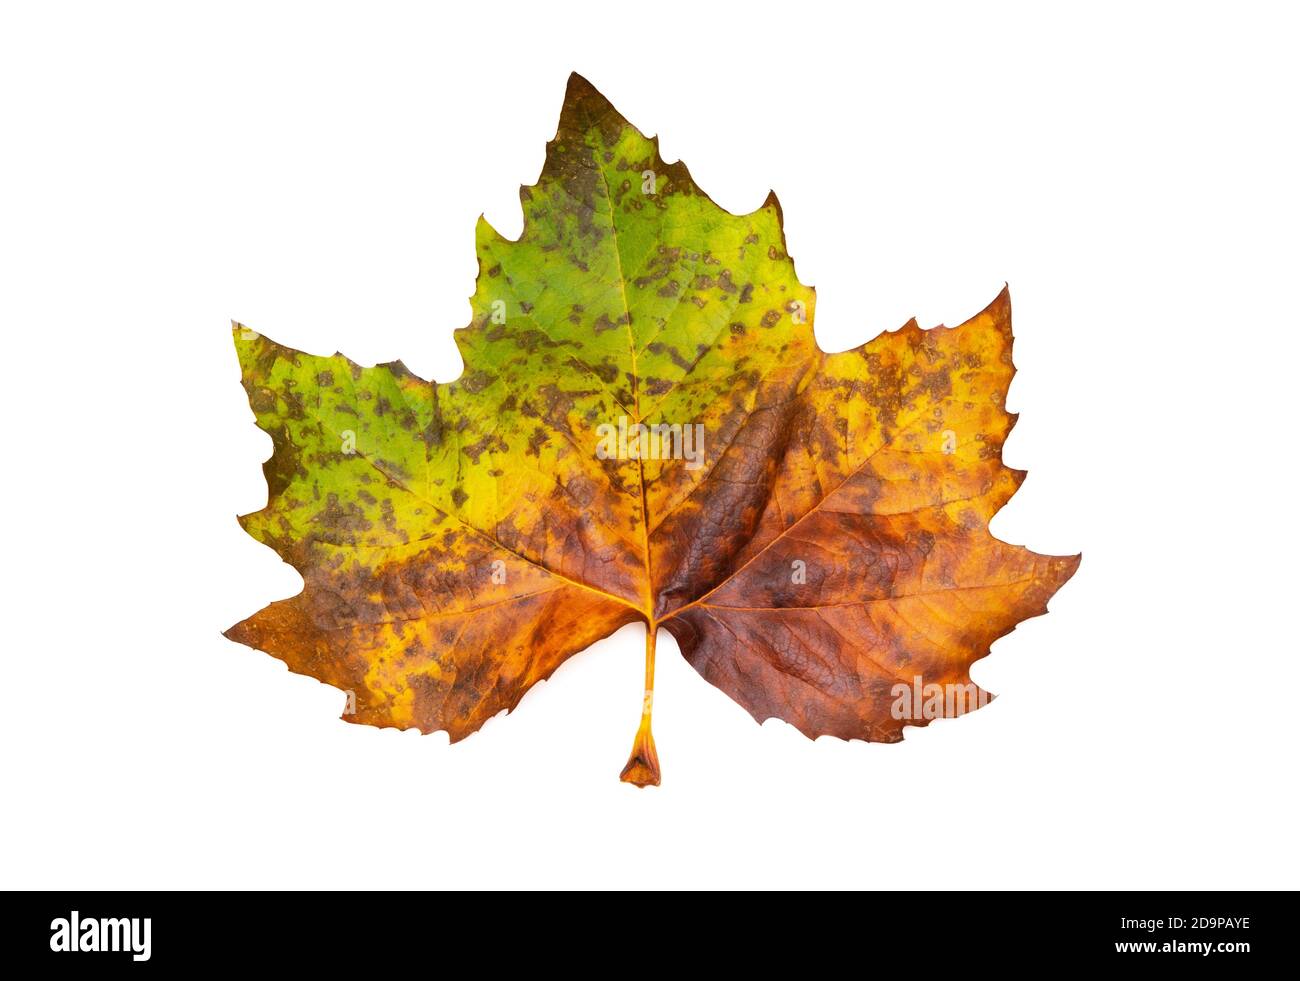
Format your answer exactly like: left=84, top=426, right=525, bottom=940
left=655, top=289, right=1080, bottom=739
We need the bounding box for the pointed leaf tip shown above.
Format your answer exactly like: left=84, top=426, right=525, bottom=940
left=557, top=71, right=619, bottom=138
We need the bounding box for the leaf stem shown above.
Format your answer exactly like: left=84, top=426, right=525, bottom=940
left=619, top=623, right=661, bottom=787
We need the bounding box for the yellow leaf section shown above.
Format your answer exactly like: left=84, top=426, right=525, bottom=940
left=225, top=328, right=639, bottom=738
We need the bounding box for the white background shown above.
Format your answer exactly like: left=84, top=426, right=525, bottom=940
left=2, top=1, right=1297, bottom=890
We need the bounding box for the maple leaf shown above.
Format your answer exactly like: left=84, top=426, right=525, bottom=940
left=226, top=73, right=1079, bottom=786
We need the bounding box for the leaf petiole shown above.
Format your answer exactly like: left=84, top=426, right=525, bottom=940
left=619, top=624, right=661, bottom=787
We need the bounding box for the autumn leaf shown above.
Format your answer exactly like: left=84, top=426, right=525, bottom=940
left=226, top=73, right=1079, bottom=786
